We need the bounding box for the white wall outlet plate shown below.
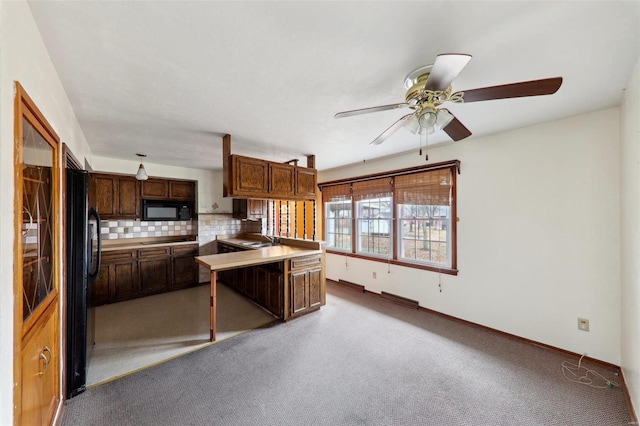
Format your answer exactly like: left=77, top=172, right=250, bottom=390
left=578, top=318, right=590, bottom=332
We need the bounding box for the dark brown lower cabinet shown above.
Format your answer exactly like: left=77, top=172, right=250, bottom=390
left=172, top=245, right=199, bottom=290
left=91, top=249, right=138, bottom=306
left=215, top=241, right=323, bottom=320
left=288, top=255, right=323, bottom=318
left=244, top=267, right=257, bottom=300
left=257, top=265, right=283, bottom=317
left=139, top=247, right=171, bottom=295
left=90, top=244, right=199, bottom=306
left=290, top=271, right=307, bottom=315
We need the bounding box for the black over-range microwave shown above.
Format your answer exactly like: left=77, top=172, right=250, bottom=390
left=142, top=199, right=194, bottom=221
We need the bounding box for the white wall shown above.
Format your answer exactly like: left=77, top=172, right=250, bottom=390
left=0, top=1, right=93, bottom=424
left=91, top=155, right=229, bottom=214
left=620, top=57, right=640, bottom=416
left=321, top=108, right=622, bottom=364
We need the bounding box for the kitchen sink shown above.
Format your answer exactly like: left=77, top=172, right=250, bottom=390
left=241, top=241, right=273, bottom=248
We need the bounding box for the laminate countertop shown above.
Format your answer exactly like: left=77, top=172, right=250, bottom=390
left=196, top=241, right=322, bottom=271
left=101, top=238, right=199, bottom=252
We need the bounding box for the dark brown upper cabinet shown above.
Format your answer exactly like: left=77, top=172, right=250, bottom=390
left=169, top=180, right=195, bottom=200
left=91, top=173, right=140, bottom=220
left=295, top=167, right=317, bottom=198
left=94, top=174, right=196, bottom=220
left=233, top=198, right=267, bottom=219
left=141, top=178, right=195, bottom=201
left=140, top=178, right=169, bottom=199
left=223, top=134, right=317, bottom=201
left=269, top=163, right=295, bottom=197
left=227, top=154, right=317, bottom=201
left=233, top=155, right=269, bottom=195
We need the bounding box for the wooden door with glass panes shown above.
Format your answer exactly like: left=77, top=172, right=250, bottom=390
left=14, top=82, right=62, bottom=425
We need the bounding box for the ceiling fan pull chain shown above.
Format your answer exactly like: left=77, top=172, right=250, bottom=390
left=419, top=128, right=423, bottom=156
left=425, top=130, right=429, bottom=161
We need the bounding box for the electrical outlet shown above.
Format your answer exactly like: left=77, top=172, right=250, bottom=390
left=372, top=272, right=377, bottom=279
left=578, top=318, right=589, bottom=332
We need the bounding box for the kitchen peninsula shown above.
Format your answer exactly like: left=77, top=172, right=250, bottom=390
left=196, top=236, right=326, bottom=341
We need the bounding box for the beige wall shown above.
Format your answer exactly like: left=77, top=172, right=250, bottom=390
left=620, top=56, right=640, bottom=416
left=0, top=1, right=94, bottom=423
left=320, top=108, right=622, bottom=364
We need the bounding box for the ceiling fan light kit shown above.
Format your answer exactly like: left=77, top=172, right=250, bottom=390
left=335, top=53, right=563, bottom=147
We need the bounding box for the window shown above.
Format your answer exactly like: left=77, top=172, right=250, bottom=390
left=353, top=178, right=392, bottom=258
left=323, top=183, right=352, bottom=251
left=320, top=161, right=458, bottom=274
left=396, top=168, right=453, bottom=266
left=325, top=200, right=352, bottom=251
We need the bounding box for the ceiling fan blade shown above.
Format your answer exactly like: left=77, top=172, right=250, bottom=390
left=370, top=113, right=415, bottom=145
left=441, top=109, right=472, bottom=141
left=335, top=102, right=409, bottom=119
left=459, top=77, right=563, bottom=103
left=425, top=53, right=472, bottom=91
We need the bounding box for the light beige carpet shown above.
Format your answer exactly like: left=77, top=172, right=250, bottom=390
left=86, top=283, right=276, bottom=387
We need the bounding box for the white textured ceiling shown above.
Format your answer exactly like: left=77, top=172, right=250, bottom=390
left=28, top=1, right=639, bottom=171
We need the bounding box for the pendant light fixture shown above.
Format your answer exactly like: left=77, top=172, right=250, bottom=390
left=135, top=153, right=148, bottom=181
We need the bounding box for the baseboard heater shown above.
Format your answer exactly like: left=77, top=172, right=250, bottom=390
left=337, top=279, right=365, bottom=292
left=381, top=291, right=419, bottom=310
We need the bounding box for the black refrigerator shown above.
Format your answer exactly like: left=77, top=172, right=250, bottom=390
left=66, top=169, right=101, bottom=398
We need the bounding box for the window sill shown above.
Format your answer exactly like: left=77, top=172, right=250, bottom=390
left=326, top=250, right=458, bottom=276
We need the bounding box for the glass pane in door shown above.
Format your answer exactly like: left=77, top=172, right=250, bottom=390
left=22, top=116, right=55, bottom=321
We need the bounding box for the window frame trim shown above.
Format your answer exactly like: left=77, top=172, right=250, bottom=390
left=324, top=199, right=354, bottom=252
left=320, top=160, right=459, bottom=276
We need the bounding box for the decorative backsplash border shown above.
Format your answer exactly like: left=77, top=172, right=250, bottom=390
left=100, top=220, right=195, bottom=240
left=99, top=214, right=262, bottom=242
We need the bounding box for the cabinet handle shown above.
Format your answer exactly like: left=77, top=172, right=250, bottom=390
left=39, top=351, right=49, bottom=375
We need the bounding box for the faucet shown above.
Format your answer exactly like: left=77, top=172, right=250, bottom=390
left=264, top=235, right=280, bottom=245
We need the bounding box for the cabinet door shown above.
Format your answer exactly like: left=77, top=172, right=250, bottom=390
left=139, top=256, right=170, bottom=295
left=267, top=271, right=283, bottom=317
left=232, top=199, right=248, bottom=219
left=111, top=261, right=139, bottom=301
left=90, top=250, right=138, bottom=305
left=93, top=175, right=117, bottom=218
left=172, top=245, right=198, bottom=290
left=249, top=199, right=267, bottom=217
left=39, top=312, right=59, bottom=425
left=20, top=327, right=42, bottom=426
left=233, top=268, right=247, bottom=294
left=141, top=179, right=169, bottom=199
left=117, top=177, right=140, bottom=217
left=308, top=268, right=323, bottom=308
left=169, top=180, right=195, bottom=200
left=234, top=156, right=268, bottom=195
left=269, top=163, right=295, bottom=197
left=91, top=265, right=111, bottom=306
left=172, top=256, right=198, bottom=290
left=256, top=266, right=268, bottom=308
left=244, top=266, right=257, bottom=300
left=139, top=257, right=170, bottom=295
left=295, top=167, right=317, bottom=199
left=290, top=271, right=308, bottom=315
left=20, top=309, right=59, bottom=426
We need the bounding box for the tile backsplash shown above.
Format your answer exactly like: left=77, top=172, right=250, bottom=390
left=100, top=215, right=263, bottom=242
left=100, top=219, right=196, bottom=240
left=99, top=213, right=263, bottom=283
left=197, top=213, right=262, bottom=283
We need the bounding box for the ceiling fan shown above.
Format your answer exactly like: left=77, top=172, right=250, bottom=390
left=335, top=53, right=563, bottom=145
